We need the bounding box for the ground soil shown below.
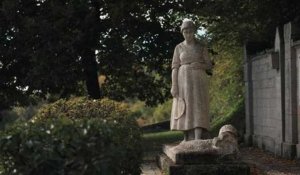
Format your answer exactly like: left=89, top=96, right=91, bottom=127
left=240, top=147, right=300, bottom=175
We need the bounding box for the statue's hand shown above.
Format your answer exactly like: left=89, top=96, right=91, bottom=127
left=171, top=86, right=178, bottom=97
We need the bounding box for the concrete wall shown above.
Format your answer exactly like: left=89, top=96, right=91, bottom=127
left=245, top=22, right=300, bottom=159
left=250, top=52, right=283, bottom=154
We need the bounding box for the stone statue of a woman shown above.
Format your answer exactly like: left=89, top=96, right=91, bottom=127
left=171, top=19, right=212, bottom=141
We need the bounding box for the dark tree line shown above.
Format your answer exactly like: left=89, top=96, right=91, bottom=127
left=1, top=0, right=300, bottom=109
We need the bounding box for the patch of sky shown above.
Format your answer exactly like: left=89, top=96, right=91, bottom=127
left=197, top=27, right=207, bottom=36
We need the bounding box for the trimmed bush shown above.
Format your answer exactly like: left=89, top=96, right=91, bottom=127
left=0, top=117, right=142, bottom=175
left=0, top=102, right=45, bottom=130
left=0, top=97, right=142, bottom=175
left=152, top=99, right=172, bottom=123
left=33, top=97, right=129, bottom=121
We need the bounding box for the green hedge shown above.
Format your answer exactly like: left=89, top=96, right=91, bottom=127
left=33, top=97, right=129, bottom=121
left=0, top=97, right=142, bottom=175
left=0, top=118, right=142, bottom=175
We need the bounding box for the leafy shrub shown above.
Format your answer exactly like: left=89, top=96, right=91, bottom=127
left=0, top=111, right=18, bottom=131
left=127, top=100, right=155, bottom=125
left=128, top=99, right=173, bottom=125
left=0, top=102, right=45, bottom=130
left=209, top=44, right=244, bottom=119
left=33, top=97, right=129, bottom=121
left=0, top=117, right=142, bottom=175
left=152, top=100, right=172, bottom=123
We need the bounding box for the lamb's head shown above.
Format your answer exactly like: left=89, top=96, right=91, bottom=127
left=218, top=124, right=238, bottom=140
left=213, top=125, right=239, bottom=154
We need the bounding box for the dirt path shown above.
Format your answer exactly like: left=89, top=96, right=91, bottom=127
left=240, top=147, right=300, bottom=175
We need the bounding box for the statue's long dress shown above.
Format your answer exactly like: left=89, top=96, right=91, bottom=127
left=170, top=41, right=212, bottom=131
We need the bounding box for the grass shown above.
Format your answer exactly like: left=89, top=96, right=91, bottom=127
left=142, top=131, right=183, bottom=152
left=143, top=131, right=183, bottom=140
left=210, top=101, right=245, bottom=137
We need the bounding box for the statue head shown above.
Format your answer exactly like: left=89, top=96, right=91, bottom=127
left=180, top=18, right=196, bottom=33
left=180, top=19, right=196, bottom=42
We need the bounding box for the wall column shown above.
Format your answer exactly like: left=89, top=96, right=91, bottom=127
left=282, top=22, right=298, bottom=159
left=294, top=42, right=300, bottom=158
left=274, top=28, right=284, bottom=156
left=244, top=43, right=253, bottom=145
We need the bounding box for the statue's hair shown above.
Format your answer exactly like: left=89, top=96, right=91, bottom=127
left=180, top=18, right=196, bottom=32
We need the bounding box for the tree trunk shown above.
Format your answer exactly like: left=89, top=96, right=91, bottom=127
left=82, top=49, right=101, bottom=99
left=81, top=0, right=102, bottom=99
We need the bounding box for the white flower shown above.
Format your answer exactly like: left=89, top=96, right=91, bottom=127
left=83, top=129, right=88, bottom=135
left=46, top=130, right=51, bottom=134
left=50, top=124, right=54, bottom=129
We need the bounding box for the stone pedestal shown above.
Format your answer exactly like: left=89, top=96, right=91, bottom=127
left=282, top=142, right=297, bottom=159
left=157, top=144, right=250, bottom=175
left=157, top=125, right=250, bottom=175
left=296, top=144, right=300, bottom=159
left=243, top=133, right=253, bottom=146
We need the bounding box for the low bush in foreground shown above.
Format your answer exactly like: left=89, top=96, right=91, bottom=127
left=0, top=97, right=142, bottom=175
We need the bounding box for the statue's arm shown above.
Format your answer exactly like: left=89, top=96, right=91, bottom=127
left=171, top=45, right=180, bottom=97
left=171, top=68, right=178, bottom=96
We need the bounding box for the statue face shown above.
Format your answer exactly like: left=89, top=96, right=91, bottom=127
left=182, top=28, right=195, bottom=42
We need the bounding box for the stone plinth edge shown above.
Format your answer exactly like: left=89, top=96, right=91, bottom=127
left=157, top=153, right=250, bottom=175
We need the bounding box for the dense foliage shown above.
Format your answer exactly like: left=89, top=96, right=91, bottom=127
left=33, top=97, right=129, bottom=121
left=0, top=0, right=182, bottom=109
left=152, top=99, right=172, bottom=123
left=129, top=99, right=172, bottom=125
left=0, top=98, right=142, bottom=175
left=209, top=44, right=244, bottom=118
left=1, top=0, right=300, bottom=109
left=0, top=102, right=44, bottom=130
left=0, top=118, right=142, bottom=175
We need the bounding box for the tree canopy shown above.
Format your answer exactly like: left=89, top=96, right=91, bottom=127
left=1, top=0, right=300, bottom=109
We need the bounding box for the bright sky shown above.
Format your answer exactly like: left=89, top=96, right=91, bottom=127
left=197, top=27, right=207, bottom=36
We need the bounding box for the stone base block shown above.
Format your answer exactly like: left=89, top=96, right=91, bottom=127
left=296, top=144, right=300, bottom=159
left=163, top=144, right=237, bottom=164
left=282, top=142, right=296, bottom=159
left=252, top=134, right=263, bottom=148
left=250, top=135, right=298, bottom=159
left=274, top=142, right=283, bottom=157
left=243, top=134, right=253, bottom=146
left=157, top=153, right=250, bottom=175
left=252, top=135, right=283, bottom=157
left=159, top=143, right=250, bottom=175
